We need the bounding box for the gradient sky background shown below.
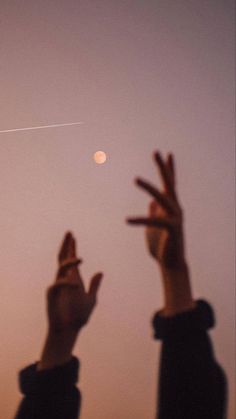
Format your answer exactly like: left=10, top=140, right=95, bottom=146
left=0, top=1, right=235, bottom=418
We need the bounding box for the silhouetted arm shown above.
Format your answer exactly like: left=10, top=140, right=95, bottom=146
left=15, top=232, right=103, bottom=419
left=127, top=151, right=227, bottom=419
left=153, top=298, right=227, bottom=419
left=15, top=357, right=80, bottom=419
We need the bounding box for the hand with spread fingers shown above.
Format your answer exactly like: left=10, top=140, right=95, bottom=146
left=126, top=151, right=227, bottom=419
left=127, top=151, right=186, bottom=270
left=127, top=151, right=195, bottom=316
left=38, top=232, right=103, bottom=370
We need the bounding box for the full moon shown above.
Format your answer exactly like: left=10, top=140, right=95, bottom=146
left=93, top=151, right=107, bottom=164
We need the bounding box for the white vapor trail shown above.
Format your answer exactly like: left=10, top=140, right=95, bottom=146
left=0, top=121, right=84, bottom=134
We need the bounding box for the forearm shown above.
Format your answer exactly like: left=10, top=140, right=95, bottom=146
left=15, top=356, right=81, bottom=419
left=159, top=262, right=196, bottom=316
left=153, top=300, right=227, bottom=419
left=15, top=328, right=81, bottom=418
left=155, top=264, right=227, bottom=418
left=37, top=330, right=78, bottom=371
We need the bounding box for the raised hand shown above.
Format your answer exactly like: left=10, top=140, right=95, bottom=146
left=47, top=232, right=103, bottom=333
left=127, top=151, right=186, bottom=270
left=38, top=232, right=103, bottom=370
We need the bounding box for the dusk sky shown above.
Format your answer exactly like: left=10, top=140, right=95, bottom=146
left=0, top=1, right=235, bottom=418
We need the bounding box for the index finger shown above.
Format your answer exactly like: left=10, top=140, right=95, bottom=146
left=57, top=233, right=84, bottom=286
left=58, top=232, right=73, bottom=263
left=66, top=234, right=84, bottom=283
left=136, top=178, right=177, bottom=215
left=154, top=151, right=177, bottom=200
left=68, top=233, right=77, bottom=259
left=56, top=258, right=82, bottom=279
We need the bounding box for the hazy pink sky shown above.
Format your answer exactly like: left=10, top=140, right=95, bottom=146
left=0, top=1, right=235, bottom=418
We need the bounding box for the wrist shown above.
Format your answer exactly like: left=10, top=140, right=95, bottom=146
left=159, top=262, right=196, bottom=317
left=159, top=257, right=188, bottom=272
left=37, top=329, right=79, bottom=371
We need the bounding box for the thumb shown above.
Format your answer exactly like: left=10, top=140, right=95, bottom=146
left=88, top=272, right=103, bottom=298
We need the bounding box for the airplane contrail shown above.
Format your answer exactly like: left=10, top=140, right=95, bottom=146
left=0, top=121, right=84, bottom=134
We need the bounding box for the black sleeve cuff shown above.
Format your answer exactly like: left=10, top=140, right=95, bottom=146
left=19, top=356, right=79, bottom=396
left=152, top=299, right=215, bottom=340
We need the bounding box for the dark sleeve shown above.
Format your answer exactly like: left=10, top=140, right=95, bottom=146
left=14, top=356, right=81, bottom=419
left=152, top=300, right=227, bottom=419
